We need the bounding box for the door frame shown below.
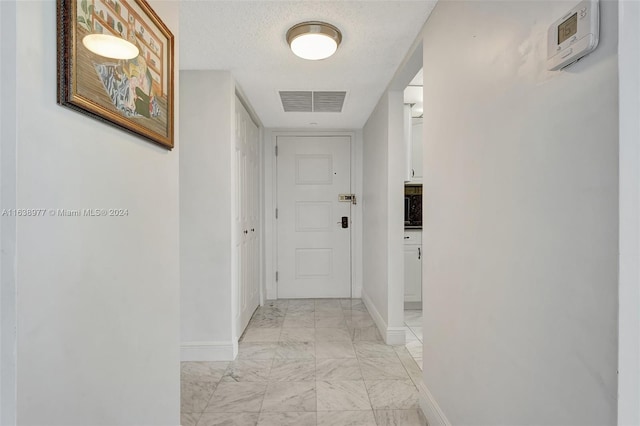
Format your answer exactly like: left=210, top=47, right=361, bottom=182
left=263, top=130, right=363, bottom=300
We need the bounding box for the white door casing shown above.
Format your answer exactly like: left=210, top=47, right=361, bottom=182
left=235, top=98, right=260, bottom=335
left=276, top=135, right=352, bottom=298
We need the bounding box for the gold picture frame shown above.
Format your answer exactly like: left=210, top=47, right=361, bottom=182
left=57, top=0, right=174, bottom=149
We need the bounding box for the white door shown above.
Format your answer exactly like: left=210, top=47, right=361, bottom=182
left=276, top=135, right=351, bottom=298
left=235, top=98, right=260, bottom=335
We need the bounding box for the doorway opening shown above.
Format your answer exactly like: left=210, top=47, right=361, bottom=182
left=403, top=67, right=424, bottom=368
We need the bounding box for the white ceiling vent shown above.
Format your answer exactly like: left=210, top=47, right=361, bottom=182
left=313, top=91, right=346, bottom=112
left=279, top=91, right=346, bottom=113
left=279, top=91, right=313, bottom=112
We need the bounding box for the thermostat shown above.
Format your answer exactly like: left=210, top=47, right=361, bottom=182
left=547, top=0, right=599, bottom=71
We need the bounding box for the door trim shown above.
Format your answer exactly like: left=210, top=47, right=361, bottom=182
left=263, top=130, right=363, bottom=300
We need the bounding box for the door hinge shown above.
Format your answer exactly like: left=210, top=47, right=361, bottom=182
left=275, top=145, right=278, bottom=156
left=275, top=271, right=279, bottom=282
left=275, top=208, right=278, bottom=219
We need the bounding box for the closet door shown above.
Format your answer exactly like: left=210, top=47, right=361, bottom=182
left=235, top=98, right=260, bottom=336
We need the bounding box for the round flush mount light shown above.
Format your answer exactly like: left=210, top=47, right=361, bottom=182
left=82, top=34, right=139, bottom=60
left=286, top=21, right=342, bottom=60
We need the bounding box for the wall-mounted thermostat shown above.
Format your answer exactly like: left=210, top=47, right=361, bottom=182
left=547, top=0, right=599, bottom=71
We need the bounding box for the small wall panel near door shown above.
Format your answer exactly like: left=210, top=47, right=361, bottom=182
left=235, top=97, right=260, bottom=337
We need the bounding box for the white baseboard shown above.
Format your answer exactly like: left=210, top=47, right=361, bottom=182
left=361, top=289, right=385, bottom=339
left=352, top=286, right=362, bottom=299
left=417, top=380, right=451, bottom=426
left=386, top=327, right=406, bottom=345
left=404, top=301, right=421, bottom=310
left=181, top=340, right=238, bottom=361
left=361, top=289, right=406, bottom=346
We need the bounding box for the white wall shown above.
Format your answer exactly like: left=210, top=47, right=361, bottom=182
left=618, top=0, right=640, bottom=423
left=9, top=1, right=180, bottom=424
left=420, top=1, right=618, bottom=424
left=362, top=91, right=405, bottom=345
left=363, top=94, right=390, bottom=325
left=180, top=70, right=237, bottom=361
left=0, top=1, right=18, bottom=424
left=386, top=91, right=406, bottom=341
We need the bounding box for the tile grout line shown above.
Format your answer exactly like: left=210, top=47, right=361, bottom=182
left=256, top=299, right=288, bottom=423
left=254, top=352, right=277, bottom=421
left=189, top=411, right=203, bottom=426
left=355, top=300, right=383, bottom=425
left=197, top=367, right=226, bottom=424
left=355, top=349, right=381, bottom=425
left=314, top=313, right=319, bottom=416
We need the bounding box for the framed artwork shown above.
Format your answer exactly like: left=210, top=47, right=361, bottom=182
left=57, top=0, right=174, bottom=149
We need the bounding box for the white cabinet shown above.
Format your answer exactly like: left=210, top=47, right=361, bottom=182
left=404, top=230, right=422, bottom=303
left=410, top=120, right=423, bottom=183
left=404, top=105, right=413, bottom=182
left=404, top=115, right=423, bottom=183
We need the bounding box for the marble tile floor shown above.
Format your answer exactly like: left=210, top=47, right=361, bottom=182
left=403, top=310, right=423, bottom=370
left=181, top=298, right=426, bottom=426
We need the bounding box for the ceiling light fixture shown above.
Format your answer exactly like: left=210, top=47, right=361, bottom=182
left=286, top=21, right=342, bottom=61
left=82, top=34, right=139, bottom=60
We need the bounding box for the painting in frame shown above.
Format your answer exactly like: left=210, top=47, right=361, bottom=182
left=57, top=0, right=174, bottom=149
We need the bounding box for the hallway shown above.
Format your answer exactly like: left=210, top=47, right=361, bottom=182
left=181, top=299, right=426, bottom=426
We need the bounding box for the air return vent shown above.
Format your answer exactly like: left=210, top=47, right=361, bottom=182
left=279, top=91, right=312, bottom=112
left=313, top=91, right=346, bottom=112
left=279, top=91, right=346, bottom=113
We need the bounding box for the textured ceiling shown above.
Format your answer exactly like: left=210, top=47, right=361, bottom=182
left=180, top=1, right=436, bottom=129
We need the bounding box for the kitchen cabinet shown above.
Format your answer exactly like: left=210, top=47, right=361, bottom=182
left=404, top=230, right=422, bottom=303
left=404, top=113, right=423, bottom=183
left=410, top=120, right=423, bottom=183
